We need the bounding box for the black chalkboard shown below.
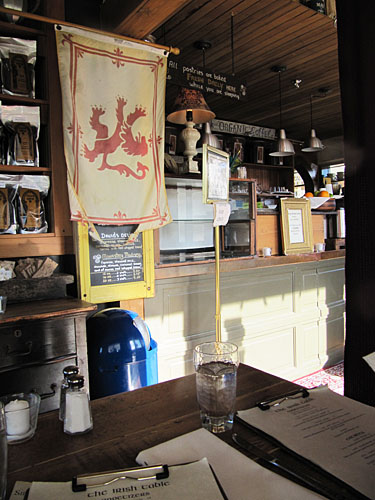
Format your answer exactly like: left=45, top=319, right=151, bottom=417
left=167, top=55, right=247, bottom=102
left=88, top=225, right=143, bottom=287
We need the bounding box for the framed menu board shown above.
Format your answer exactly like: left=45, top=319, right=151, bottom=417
left=75, top=223, right=155, bottom=303
left=280, top=198, right=313, bottom=255
left=202, top=144, right=230, bottom=204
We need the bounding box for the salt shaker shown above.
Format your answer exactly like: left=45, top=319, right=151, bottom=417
left=63, top=375, right=93, bottom=435
left=59, top=365, right=79, bottom=421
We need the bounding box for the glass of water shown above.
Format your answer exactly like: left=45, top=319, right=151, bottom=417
left=193, top=341, right=239, bottom=434
left=0, top=401, right=7, bottom=500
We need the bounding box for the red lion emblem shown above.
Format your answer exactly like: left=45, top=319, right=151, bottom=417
left=83, top=96, right=149, bottom=178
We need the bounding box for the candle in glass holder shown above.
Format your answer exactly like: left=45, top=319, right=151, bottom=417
left=5, top=399, right=30, bottom=436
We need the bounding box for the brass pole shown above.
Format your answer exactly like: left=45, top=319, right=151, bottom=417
left=214, top=225, right=221, bottom=342
left=0, top=6, right=180, bottom=55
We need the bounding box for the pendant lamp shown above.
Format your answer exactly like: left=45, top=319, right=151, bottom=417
left=269, top=66, right=295, bottom=157
left=191, top=41, right=220, bottom=150
left=167, top=87, right=215, bottom=172
left=301, top=95, right=325, bottom=152
left=201, top=121, right=220, bottom=148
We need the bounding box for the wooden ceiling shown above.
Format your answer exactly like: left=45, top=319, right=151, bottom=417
left=77, top=0, right=343, bottom=142
left=153, top=0, right=342, bottom=141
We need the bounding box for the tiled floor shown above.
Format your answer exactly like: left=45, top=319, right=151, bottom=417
left=293, top=362, right=344, bottom=395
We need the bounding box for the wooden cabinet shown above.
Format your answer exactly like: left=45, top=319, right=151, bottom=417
left=0, top=2, right=72, bottom=259
left=0, top=298, right=96, bottom=412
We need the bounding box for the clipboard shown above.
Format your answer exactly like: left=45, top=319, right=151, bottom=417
left=235, top=389, right=372, bottom=500
left=72, top=464, right=169, bottom=492
left=16, top=458, right=226, bottom=500
left=256, top=387, right=309, bottom=411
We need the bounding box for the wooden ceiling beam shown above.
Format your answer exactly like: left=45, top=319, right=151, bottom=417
left=101, top=0, right=193, bottom=39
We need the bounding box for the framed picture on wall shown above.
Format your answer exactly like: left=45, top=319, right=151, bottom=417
left=280, top=198, right=313, bottom=254
left=256, top=146, right=264, bottom=164
left=233, top=141, right=244, bottom=161
left=168, top=134, right=177, bottom=155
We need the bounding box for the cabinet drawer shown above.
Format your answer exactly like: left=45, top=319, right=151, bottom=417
left=0, top=357, right=77, bottom=413
left=0, top=317, right=76, bottom=370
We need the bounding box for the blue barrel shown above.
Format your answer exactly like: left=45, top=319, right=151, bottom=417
left=86, top=308, right=158, bottom=399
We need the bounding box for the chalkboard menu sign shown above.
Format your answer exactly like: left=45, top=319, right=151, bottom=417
left=167, top=55, right=247, bottom=102
left=89, top=225, right=144, bottom=286
left=75, top=222, right=155, bottom=303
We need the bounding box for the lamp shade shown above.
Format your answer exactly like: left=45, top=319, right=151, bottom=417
left=167, top=88, right=215, bottom=124
left=269, top=129, right=295, bottom=157
left=301, top=129, right=325, bottom=152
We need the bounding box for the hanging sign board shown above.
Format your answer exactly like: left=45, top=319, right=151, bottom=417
left=167, top=55, right=247, bottom=101
left=211, top=119, right=276, bottom=140
left=202, top=145, right=230, bottom=204
left=75, top=223, right=155, bottom=303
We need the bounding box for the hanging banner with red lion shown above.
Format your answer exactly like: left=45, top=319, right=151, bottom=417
left=55, top=25, right=171, bottom=241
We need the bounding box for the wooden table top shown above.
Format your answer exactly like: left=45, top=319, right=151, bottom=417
left=5, top=364, right=360, bottom=499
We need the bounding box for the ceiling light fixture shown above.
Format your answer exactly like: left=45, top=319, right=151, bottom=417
left=301, top=93, right=325, bottom=153
left=193, top=40, right=220, bottom=150
left=269, top=66, right=295, bottom=157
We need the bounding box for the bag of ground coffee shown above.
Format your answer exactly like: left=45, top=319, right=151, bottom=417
left=1, top=105, right=40, bottom=166
left=0, top=37, right=36, bottom=98
left=0, top=174, right=19, bottom=234
left=16, top=174, right=49, bottom=233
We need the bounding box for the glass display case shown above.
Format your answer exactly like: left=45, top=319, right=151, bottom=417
left=221, top=179, right=257, bottom=257
left=158, top=176, right=257, bottom=264
left=159, top=177, right=215, bottom=263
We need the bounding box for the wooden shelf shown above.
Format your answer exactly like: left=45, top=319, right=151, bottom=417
left=258, top=192, right=293, bottom=197
left=0, top=232, right=74, bottom=258
left=0, top=19, right=45, bottom=37
left=0, top=93, right=47, bottom=105
left=0, top=298, right=96, bottom=325
left=243, top=162, right=294, bottom=170
left=0, top=165, right=51, bottom=173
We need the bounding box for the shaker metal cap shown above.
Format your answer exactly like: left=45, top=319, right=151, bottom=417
left=67, top=374, right=84, bottom=388
left=63, top=365, right=79, bottom=377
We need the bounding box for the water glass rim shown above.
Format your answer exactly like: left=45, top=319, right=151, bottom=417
left=194, top=341, right=238, bottom=354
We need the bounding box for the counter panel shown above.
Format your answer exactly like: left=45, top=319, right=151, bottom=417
left=145, top=257, right=345, bottom=382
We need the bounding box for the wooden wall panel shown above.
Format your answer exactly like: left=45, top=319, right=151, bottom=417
left=145, top=258, right=345, bottom=382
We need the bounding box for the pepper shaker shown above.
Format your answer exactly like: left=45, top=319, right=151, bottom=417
left=59, top=365, right=79, bottom=421
left=63, top=375, right=93, bottom=435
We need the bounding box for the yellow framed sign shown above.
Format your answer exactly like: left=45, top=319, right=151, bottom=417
left=280, top=198, right=313, bottom=255
left=75, top=223, right=155, bottom=303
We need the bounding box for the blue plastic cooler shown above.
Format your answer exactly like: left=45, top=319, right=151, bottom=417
left=86, top=308, right=158, bottom=399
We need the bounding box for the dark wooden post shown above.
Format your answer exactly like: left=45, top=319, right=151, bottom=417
left=337, top=1, right=375, bottom=405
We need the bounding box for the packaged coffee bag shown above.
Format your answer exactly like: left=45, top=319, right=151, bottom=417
left=0, top=37, right=36, bottom=98
left=1, top=105, right=40, bottom=166
left=0, top=174, right=19, bottom=234
left=16, top=174, right=49, bottom=233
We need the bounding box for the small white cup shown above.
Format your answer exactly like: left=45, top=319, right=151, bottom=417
left=314, top=243, right=325, bottom=253
left=263, top=247, right=272, bottom=257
